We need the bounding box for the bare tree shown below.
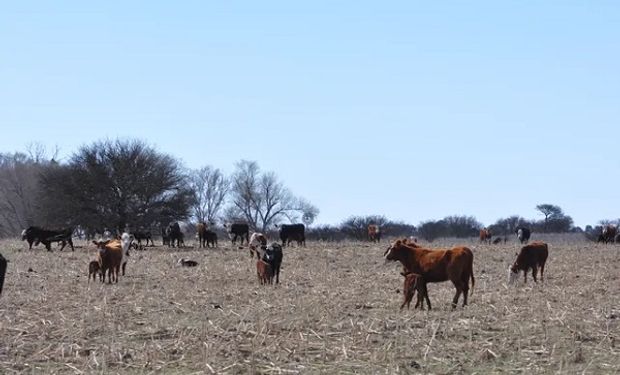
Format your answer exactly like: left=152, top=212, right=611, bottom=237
left=228, top=160, right=319, bottom=232
left=189, top=166, right=229, bottom=223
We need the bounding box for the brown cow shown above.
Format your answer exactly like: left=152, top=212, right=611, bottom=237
left=92, top=239, right=123, bottom=284
left=400, top=272, right=431, bottom=310
left=508, top=241, right=548, bottom=284
left=368, top=224, right=381, bottom=243
left=384, top=239, right=475, bottom=308
left=479, top=228, right=492, bottom=243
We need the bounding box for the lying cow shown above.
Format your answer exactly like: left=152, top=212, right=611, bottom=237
left=22, top=226, right=74, bottom=251
left=508, top=241, right=548, bottom=285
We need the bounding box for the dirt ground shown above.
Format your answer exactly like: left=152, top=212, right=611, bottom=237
left=0, top=235, right=618, bottom=374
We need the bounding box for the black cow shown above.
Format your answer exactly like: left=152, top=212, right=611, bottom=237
left=278, top=224, right=305, bottom=247
left=161, top=228, right=170, bottom=246
left=262, top=243, right=283, bottom=284
left=225, top=223, right=249, bottom=245
left=166, top=222, right=184, bottom=247
left=204, top=230, right=218, bottom=248
left=132, top=231, right=153, bottom=248
left=21, top=226, right=74, bottom=251
left=0, top=253, right=6, bottom=297
left=515, top=227, right=531, bottom=244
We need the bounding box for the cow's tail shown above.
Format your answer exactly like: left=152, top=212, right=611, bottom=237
left=470, top=269, right=475, bottom=295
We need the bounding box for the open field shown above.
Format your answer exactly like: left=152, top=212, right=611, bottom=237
left=0, top=235, right=619, bottom=374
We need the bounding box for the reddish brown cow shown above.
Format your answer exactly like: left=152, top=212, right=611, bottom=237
left=479, top=228, right=492, bottom=243
left=88, top=260, right=102, bottom=282
left=508, top=241, right=548, bottom=284
left=384, top=239, right=475, bottom=308
left=401, top=272, right=431, bottom=310
left=368, top=225, right=381, bottom=243
left=256, top=259, right=273, bottom=285
left=92, top=239, right=123, bottom=284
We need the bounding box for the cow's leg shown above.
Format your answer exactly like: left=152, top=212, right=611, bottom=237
left=275, top=265, right=280, bottom=284
left=122, top=262, right=126, bottom=276
left=28, top=240, right=33, bottom=250
left=43, top=241, right=52, bottom=252
left=451, top=280, right=463, bottom=309
left=425, top=293, right=432, bottom=310
left=68, top=239, right=74, bottom=251
left=532, top=266, right=538, bottom=283
left=540, top=262, right=545, bottom=283
left=523, top=270, right=527, bottom=284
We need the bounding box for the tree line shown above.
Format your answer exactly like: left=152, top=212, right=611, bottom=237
left=0, top=138, right=613, bottom=241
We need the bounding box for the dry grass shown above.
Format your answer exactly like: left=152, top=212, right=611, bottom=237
left=0, top=235, right=619, bottom=374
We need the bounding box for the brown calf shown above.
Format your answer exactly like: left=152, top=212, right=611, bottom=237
left=384, top=239, right=475, bottom=308
left=256, top=259, right=273, bottom=285
left=88, top=260, right=102, bottom=282
left=508, top=241, right=548, bottom=284
left=92, top=239, right=123, bottom=284
left=401, top=272, right=431, bottom=310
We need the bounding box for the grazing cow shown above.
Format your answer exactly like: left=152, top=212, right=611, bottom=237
left=262, top=243, right=283, bottom=284
left=88, top=260, right=102, bottom=282
left=479, top=228, right=492, bottom=244
left=0, top=253, right=6, bottom=297
left=516, top=227, right=531, bottom=244
left=368, top=224, right=381, bottom=243
left=131, top=231, right=153, bottom=248
left=492, top=237, right=502, bottom=245
left=600, top=225, right=617, bottom=244
left=256, top=258, right=273, bottom=285
left=21, top=226, right=74, bottom=251
left=167, top=222, right=184, bottom=247
left=508, top=241, right=548, bottom=284
left=93, top=239, right=123, bottom=284
left=178, top=258, right=198, bottom=267
left=248, top=232, right=268, bottom=258
left=400, top=272, right=431, bottom=310
left=278, top=224, right=306, bottom=247
left=225, top=223, right=249, bottom=245
left=384, top=239, right=475, bottom=308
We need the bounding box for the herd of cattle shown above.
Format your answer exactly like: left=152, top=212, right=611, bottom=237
left=0, top=223, right=616, bottom=309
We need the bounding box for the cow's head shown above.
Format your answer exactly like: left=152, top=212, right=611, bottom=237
left=21, top=229, right=27, bottom=241
left=507, top=264, right=519, bottom=285
left=383, top=239, right=405, bottom=260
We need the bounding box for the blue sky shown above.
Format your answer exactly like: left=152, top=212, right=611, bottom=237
left=1, top=1, right=619, bottom=227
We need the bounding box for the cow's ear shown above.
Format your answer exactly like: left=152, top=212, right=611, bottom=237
left=92, top=240, right=98, bottom=246
left=103, top=240, right=111, bottom=246
left=395, top=239, right=401, bottom=246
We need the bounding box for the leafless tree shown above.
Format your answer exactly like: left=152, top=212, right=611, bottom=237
left=0, top=152, right=55, bottom=237
left=228, top=160, right=319, bottom=232
left=189, top=166, right=229, bottom=223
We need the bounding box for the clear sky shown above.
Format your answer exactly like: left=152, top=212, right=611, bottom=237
left=1, top=1, right=619, bottom=228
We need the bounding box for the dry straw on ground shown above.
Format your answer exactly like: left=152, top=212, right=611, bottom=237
left=0, top=234, right=618, bottom=374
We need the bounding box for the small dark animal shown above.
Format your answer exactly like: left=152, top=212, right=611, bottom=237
left=88, top=260, right=102, bottom=282
left=492, top=237, right=502, bottom=245
left=0, top=253, right=7, bottom=297
left=178, top=258, right=198, bottom=267
left=204, top=230, right=217, bottom=248
left=277, top=223, right=305, bottom=247
left=508, top=241, right=548, bottom=284
left=400, top=272, right=431, bottom=310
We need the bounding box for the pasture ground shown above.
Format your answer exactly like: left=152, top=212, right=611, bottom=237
left=0, top=235, right=619, bottom=374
